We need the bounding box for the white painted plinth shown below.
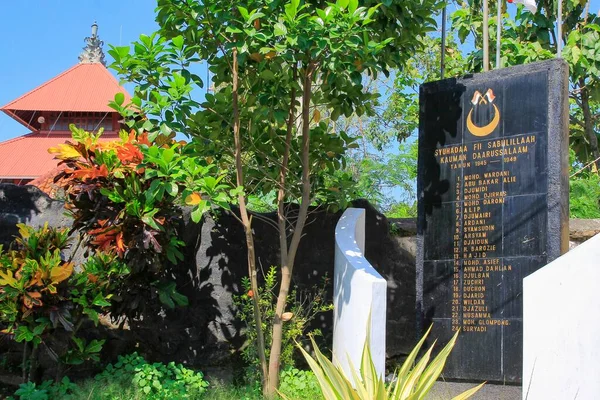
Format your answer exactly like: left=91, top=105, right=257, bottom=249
left=333, top=208, right=387, bottom=381
left=523, top=233, right=600, bottom=400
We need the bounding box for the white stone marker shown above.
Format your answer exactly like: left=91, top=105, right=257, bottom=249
left=523, top=233, right=600, bottom=400
left=333, top=208, right=387, bottom=382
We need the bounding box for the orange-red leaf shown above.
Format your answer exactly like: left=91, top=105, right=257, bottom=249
left=116, top=231, right=126, bottom=257
left=116, top=143, right=143, bottom=164
left=90, top=226, right=119, bottom=251
left=23, top=291, right=43, bottom=309
left=137, top=132, right=151, bottom=146
left=71, top=164, right=108, bottom=181
left=354, top=59, right=363, bottom=71
left=26, top=271, right=42, bottom=288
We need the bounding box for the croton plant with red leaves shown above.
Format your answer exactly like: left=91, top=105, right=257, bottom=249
left=0, top=223, right=126, bottom=373
left=49, top=125, right=232, bottom=316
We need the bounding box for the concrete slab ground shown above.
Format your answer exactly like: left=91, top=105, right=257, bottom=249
left=426, top=381, right=521, bottom=400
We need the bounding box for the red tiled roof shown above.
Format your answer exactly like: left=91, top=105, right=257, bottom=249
left=1, top=63, right=131, bottom=130
left=28, top=164, right=67, bottom=198
left=0, top=132, right=118, bottom=179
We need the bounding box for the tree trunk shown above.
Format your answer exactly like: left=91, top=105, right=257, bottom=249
left=276, top=65, right=298, bottom=270
left=232, top=47, right=268, bottom=389
left=580, top=80, right=600, bottom=170
left=265, top=62, right=315, bottom=399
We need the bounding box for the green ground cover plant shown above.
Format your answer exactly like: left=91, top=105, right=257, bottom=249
left=11, top=353, right=209, bottom=400
left=9, top=354, right=322, bottom=400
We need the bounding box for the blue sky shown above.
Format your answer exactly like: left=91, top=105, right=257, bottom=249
left=1, top=0, right=599, bottom=143
left=0, top=0, right=160, bottom=141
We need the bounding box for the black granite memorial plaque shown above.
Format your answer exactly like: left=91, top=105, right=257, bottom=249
left=416, top=60, right=569, bottom=383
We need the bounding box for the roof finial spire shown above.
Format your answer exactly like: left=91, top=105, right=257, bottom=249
left=79, top=21, right=106, bottom=66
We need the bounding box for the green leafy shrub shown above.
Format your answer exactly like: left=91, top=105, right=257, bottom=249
left=570, top=173, right=600, bottom=218
left=298, top=326, right=484, bottom=400
left=94, top=352, right=209, bottom=399
left=0, top=224, right=128, bottom=379
left=386, top=202, right=417, bottom=219
left=233, top=266, right=333, bottom=383
left=11, top=355, right=209, bottom=400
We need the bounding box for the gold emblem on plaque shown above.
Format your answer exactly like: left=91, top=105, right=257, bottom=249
left=466, top=89, right=500, bottom=137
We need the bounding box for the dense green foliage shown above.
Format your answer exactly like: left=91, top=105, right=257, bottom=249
left=109, top=0, right=443, bottom=394
left=94, top=353, right=209, bottom=399
left=13, top=377, right=78, bottom=400
left=570, top=173, right=600, bottom=217
left=10, top=357, right=322, bottom=400
left=337, top=34, right=465, bottom=216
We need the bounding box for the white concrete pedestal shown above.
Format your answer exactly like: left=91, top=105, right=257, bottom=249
left=523, top=233, right=600, bottom=399
left=332, top=208, right=387, bottom=380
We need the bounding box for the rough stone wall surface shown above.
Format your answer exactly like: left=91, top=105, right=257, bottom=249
left=0, top=184, right=71, bottom=245
left=568, top=218, right=600, bottom=248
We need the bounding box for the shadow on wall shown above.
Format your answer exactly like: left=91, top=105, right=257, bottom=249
left=417, top=79, right=465, bottom=234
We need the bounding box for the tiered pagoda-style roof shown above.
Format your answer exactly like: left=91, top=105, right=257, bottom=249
left=0, top=23, right=131, bottom=186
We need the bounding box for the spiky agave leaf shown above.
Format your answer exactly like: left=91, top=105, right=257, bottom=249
left=297, top=336, right=358, bottom=399
left=411, top=330, right=460, bottom=399
left=299, top=323, right=484, bottom=400
left=392, top=325, right=432, bottom=396
left=451, top=382, right=486, bottom=400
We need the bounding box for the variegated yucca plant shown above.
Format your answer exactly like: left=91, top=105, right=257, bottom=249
left=297, top=326, right=484, bottom=400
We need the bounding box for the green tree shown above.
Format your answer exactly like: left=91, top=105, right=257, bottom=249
left=110, top=0, right=441, bottom=396
left=335, top=34, right=466, bottom=215
left=451, top=0, right=600, bottom=168
left=375, top=1, right=600, bottom=217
